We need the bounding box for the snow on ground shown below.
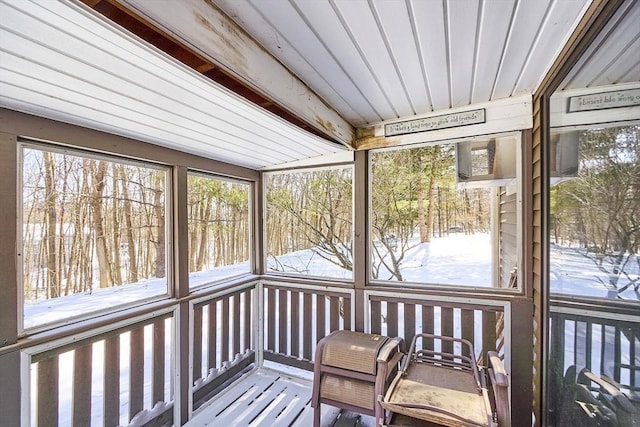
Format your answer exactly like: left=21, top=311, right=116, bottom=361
left=24, top=233, right=639, bottom=330
left=550, top=243, right=639, bottom=300
left=21, top=233, right=639, bottom=425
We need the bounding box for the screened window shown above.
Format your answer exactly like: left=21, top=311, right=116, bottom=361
left=549, top=125, right=640, bottom=300
left=370, top=136, right=521, bottom=288
left=21, top=142, right=169, bottom=330
left=265, top=166, right=353, bottom=280
left=187, top=173, right=251, bottom=287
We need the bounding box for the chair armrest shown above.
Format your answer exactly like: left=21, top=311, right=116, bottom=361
left=377, top=337, right=404, bottom=363
left=488, top=351, right=509, bottom=387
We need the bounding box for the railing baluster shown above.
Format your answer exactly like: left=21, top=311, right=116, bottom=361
left=267, top=288, right=276, bottom=352
left=104, top=334, right=120, bottom=426
left=330, top=296, right=340, bottom=333
left=208, top=301, right=218, bottom=371
left=633, top=327, right=640, bottom=389
left=386, top=301, right=398, bottom=338
left=615, top=326, right=622, bottom=383
left=290, top=290, right=300, bottom=358
left=316, top=294, right=326, bottom=343
left=303, top=292, right=313, bottom=360
left=371, top=299, right=382, bottom=335
left=73, top=343, right=92, bottom=427
left=441, top=307, right=454, bottom=355
left=153, top=318, right=165, bottom=404
left=404, top=303, right=416, bottom=343
left=222, top=298, right=230, bottom=362
left=243, top=290, right=252, bottom=351
left=233, top=293, right=241, bottom=358
left=278, top=288, right=288, bottom=354
left=576, top=321, right=587, bottom=368
left=482, top=310, right=497, bottom=365
left=38, top=356, right=59, bottom=427
left=343, top=296, right=351, bottom=330
left=129, top=326, right=144, bottom=421
left=422, top=305, right=434, bottom=351
left=461, top=309, right=475, bottom=350
left=193, top=307, right=203, bottom=382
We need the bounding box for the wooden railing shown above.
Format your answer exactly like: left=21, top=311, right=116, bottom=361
left=25, top=308, right=175, bottom=427
left=549, top=302, right=640, bottom=391
left=191, top=282, right=256, bottom=408
left=365, top=290, right=508, bottom=366
left=547, top=301, right=640, bottom=425
left=262, top=281, right=354, bottom=369
left=20, top=280, right=515, bottom=426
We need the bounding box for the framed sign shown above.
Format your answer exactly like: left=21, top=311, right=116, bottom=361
left=385, top=108, right=485, bottom=137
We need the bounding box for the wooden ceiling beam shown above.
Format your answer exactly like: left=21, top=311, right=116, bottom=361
left=79, top=0, right=351, bottom=148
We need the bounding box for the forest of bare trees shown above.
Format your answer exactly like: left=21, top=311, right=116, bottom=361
left=187, top=174, right=250, bottom=276
left=22, top=147, right=252, bottom=306
left=22, top=146, right=168, bottom=302
left=550, top=125, right=640, bottom=296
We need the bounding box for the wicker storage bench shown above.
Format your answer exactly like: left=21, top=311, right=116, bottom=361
left=311, top=330, right=404, bottom=427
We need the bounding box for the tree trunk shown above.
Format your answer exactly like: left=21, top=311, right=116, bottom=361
left=152, top=172, right=165, bottom=278
left=43, top=151, right=60, bottom=298
left=119, top=166, right=138, bottom=283
left=90, top=160, right=112, bottom=288
left=417, top=175, right=428, bottom=243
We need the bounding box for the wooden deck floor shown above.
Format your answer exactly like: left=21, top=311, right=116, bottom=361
left=186, top=366, right=375, bottom=427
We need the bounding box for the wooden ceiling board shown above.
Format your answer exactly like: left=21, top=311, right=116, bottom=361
left=561, top=1, right=640, bottom=89
left=296, top=0, right=396, bottom=122
left=515, top=0, right=591, bottom=94
left=373, top=1, right=430, bottom=115
left=491, top=0, right=553, bottom=100
left=115, top=0, right=354, bottom=146
left=411, top=0, right=450, bottom=111
left=237, top=0, right=371, bottom=125
left=0, top=0, right=346, bottom=169
left=471, top=0, right=517, bottom=104
left=333, top=0, right=415, bottom=119
left=447, top=0, right=480, bottom=107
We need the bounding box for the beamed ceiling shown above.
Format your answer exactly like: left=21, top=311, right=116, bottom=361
left=1, top=0, right=639, bottom=169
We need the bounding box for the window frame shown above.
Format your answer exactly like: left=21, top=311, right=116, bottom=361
left=18, top=138, right=173, bottom=333
left=262, top=163, right=356, bottom=282
left=366, top=132, right=524, bottom=293
left=186, top=169, right=255, bottom=289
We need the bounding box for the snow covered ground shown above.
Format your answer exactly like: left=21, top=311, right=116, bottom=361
left=21, top=233, right=639, bottom=425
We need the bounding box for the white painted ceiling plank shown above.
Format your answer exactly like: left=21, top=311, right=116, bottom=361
left=515, top=0, right=590, bottom=94
left=374, top=1, right=430, bottom=115
left=557, top=0, right=635, bottom=90
left=471, top=0, right=516, bottom=104
left=447, top=0, right=480, bottom=107
left=334, top=0, right=413, bottom=118
left=0, top=25, right=326, bottom=163
left=1, top=0, right=346, bottom=169
left=411, top=0, right=450, bottom=111
left=0, top=52, right=290, bottom=165
left=491, top=0, right=552, bottom=100
left=297, top=0, right=395, bottom=122
left=0, top=83, right=276, bottom=168
left=232, top=0, right=371, bottom=126
left=563, top=3, right=640, bottom=89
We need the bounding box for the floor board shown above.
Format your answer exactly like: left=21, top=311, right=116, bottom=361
left=185, top=367, right=375, bottom=427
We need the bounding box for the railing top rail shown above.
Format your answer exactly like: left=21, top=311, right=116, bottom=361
left=365, top=289, right=508, bottom=312
left=191, top=281, right=259, bottom=309
left=550, top=298, right=640, bottom=323
left=28, top=308, right=174, bottom=362
left=262, top=280, right=355, bottom=297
